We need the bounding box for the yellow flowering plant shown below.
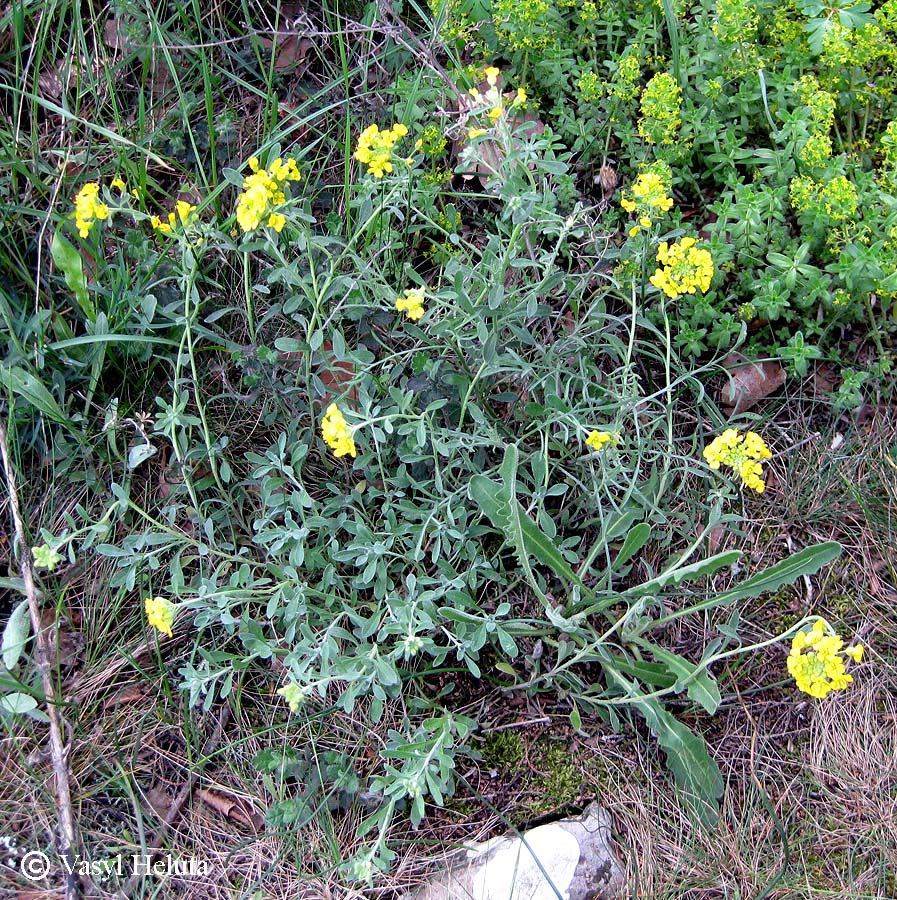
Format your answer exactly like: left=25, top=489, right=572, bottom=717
left=73, top=182, right=111, bottom=238
left=703, top=428, right=772, bottom=493
left=353, top=123, right=409, bottom=178
left=584, top=429, right=620, bottom=451
left=235, top=156, right=301, bottom=233
left=151, top=200, right=198, bottom=235
left=144, top=596, right=177, bottom=638
left=320, top=403, right=357, bottom=459
left=620, top=165, right=674, bottom=235
left=787, top=619, right=864, bottom=699
left=395, top=287, right=426, bottom=321
left=649, top=237, right=715, bottom=299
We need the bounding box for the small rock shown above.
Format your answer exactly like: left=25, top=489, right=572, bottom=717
left=408, top=803, right=625, bottom=900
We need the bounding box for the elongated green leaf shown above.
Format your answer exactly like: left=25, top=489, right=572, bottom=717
left=0, top=364, right=68, bottom=424
left=628, top=549, right=742, bottom=597
left=638, top=641, right=721, bottom=714
left=714, top=542, right=842, bottom=605
left=0, top=577, right=28, bottom=595
left=51, top=231, right=94, bottom=321
left=615, top=522, right=652, bottom=568
left=636, top=697, right=723, bottom=826
left=469, top=455, right=592, bottom=610
left=610, top=654, right=677, bottom=689
left=604, top=510, right=640, bottom=542
left=2, top=599, right=31, bottom=670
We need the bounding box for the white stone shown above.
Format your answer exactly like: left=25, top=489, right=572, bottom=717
left=470, top=823, right=581, bottom=900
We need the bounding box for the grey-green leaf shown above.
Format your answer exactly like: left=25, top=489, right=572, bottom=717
left=628, top=549, right=742, bottom=597
left=714, top=542, right=842, bottom=605
left=0, top=691, right=38, bottom=716
left=636, top=697, right=723, bottom=826
left=639, top=640, right=721, bottom=714
left=0, top=364, right=68, bottom=424
left=1, top=599, right=31, bottom=670
left=615, top=522, right=652, bottom=568
left=51, top=230, right=94, bottom=320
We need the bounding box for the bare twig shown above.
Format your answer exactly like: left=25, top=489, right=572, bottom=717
left=0, top=414, right=80, bottom=899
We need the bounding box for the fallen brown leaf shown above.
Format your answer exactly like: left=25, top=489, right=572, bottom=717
left=39, top=609, right=83, bottom=670
left=198, top=788, right=264, bottom=831
left=102, top=684, right=148, bottom=710
left=719, top=352, right=786, bottom=413
left=318, top=339, right=357, bottom=405
left=145, top=784, right=174, bottom=819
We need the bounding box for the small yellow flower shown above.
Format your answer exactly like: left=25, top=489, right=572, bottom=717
left=787, top=619, right=864, bottom=699
left=277, top=681, right=309, bottom=712
left=321, top=403, right=357, bottom=459
left=32, top=543, right=64, bottom=571
left=73, top=182, right=110, bottom=238
left=484, top=66, right=501, bottom=86
left=585, top=430, right=620, bottom=451
left=467, top=127, right=488, bottom=140
left=395, top=287, right=426, bottom=321
left=152, top=200, right=198, bottom=235
left=111, top=176, right=126, bottom=191
left=145, top=596, right=176, bottom=637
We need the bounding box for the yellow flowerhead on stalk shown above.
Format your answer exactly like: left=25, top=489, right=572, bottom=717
left=235, top=156, right=301, bottom=233
left=621, top=168, right=674, bottom=236
left=703, top=428, right=772, bottom=492
left=151, top=200, right=198, bottom=235
left=145, top=596, right=176, bottom=637
left=787, top=619, right=864, bottom=698
left=585, top=430, right=620, bottom=451
left=649, top=237, right=714, bottom=298
left=466, top=66, right=527, bottom=135
left=74, top=182, right=110, bottom=238
left=321, top=403, right=357, bottom=459
left=353, top=123, right=409, bottom=178
left=277, top=681, right=309, bottom=712
left=395, top=287, right=426, bottom=321
left=32, top=543, right=64, bottom=571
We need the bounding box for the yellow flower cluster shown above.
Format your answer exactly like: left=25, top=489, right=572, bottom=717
left=277, top=680, right=309, bottom=712
left=395, top=287, right=426, bottom=321
left=649, top=237, right=714, bottom=299
left=151, top=200, right=197, bottom=234
left=321, top=403, right=356, bottom=458
left=145, top=596, right=176, bottom=637
left=493, top=0, right=555, bottom=51
left=32, top=543, right=64, bottom=571
left=787, top=620, right=864, bottom=699
left=74, top=182, right=110, bottom=238
left=235, top=156, right=301, bottom=233
left=703, top=428, right=772, bottom=493
left=585, top=430, right=620, bottom=451
left=354, top=123, right=409, bottom=178
left=467, top=66, right=527, bottom=137
left=621, top=170, right=674, bottom=235
left=638, top=72, right=682, bottom=145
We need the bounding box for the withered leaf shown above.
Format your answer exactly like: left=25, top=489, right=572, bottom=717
left=719, top=352, right=786, bottom=413
left=198, top=788, right=264, bottom=831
